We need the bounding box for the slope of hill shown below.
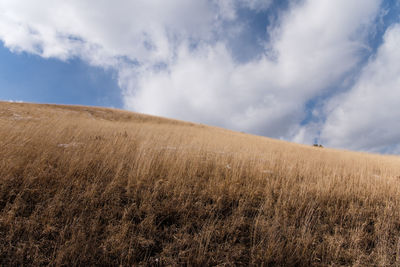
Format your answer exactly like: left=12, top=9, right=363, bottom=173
left=1, top=101, right=400, bottom=266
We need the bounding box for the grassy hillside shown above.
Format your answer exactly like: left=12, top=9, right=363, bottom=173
left=1, top=102, right=400, bottom=266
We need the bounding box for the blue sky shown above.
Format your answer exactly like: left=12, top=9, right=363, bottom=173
left=0, top=43, right=122, bottom=107
left=0, top=0, right=399, bottom=153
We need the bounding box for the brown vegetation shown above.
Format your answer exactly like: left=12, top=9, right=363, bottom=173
left=1, top=101, right=400, bottom=266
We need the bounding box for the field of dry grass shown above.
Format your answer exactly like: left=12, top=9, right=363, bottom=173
left=1, top=101, right=400, bottom=266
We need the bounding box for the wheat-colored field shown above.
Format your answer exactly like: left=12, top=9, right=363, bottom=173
left=1, top=101, right=400, bottom=266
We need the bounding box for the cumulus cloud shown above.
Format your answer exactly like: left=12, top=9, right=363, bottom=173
left=0, top=0, right=219, bottom=64
left=321, top=24, right=400, bottom=153
left=2, top=0, right=397, bottom=153
left=125, top=0, right=381, bottom=139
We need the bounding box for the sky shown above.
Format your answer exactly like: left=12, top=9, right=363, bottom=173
left=0, top=0, right=399, bottom=154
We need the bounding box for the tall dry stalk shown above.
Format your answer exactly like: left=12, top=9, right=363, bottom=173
left=1, top=102, right=400, bottom=266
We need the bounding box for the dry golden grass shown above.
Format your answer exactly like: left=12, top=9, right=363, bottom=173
left=1, top=101, right=400, bottom=266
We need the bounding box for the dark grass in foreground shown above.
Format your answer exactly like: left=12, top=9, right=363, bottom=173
left=1, top=102, right=400, bottom=266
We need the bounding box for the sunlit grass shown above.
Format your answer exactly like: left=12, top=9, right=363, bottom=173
left=1, top=101, right=400, bottom=266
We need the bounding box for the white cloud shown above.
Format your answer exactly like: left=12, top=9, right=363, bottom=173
left=215, top=0, right=237, bottom=20
left=0, top=0, right=217, bottom=64
left=321, top=24, right=400, bottom=153
left=125, top=0, right=381, bottom=139
left=2, top=99, right=24, bottom=103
